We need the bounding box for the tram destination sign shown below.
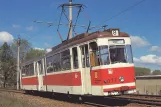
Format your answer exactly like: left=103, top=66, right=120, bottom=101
left=111, top=29, right=120, bottom=36
left=109, top=39, right=125, bottom=44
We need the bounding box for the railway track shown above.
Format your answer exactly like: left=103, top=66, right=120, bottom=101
left=0, top=88, right=161, bottom=106
left=109, top=94, right=161, bottom=106
left=126, top=94, right=161, bottom=98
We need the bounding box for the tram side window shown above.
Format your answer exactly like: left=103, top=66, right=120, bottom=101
left=72, top=47, right=78, bottom=69
left=61, top=49, right=71, bottom=70
left=81, top=46, right=85, bottom=68
left=126, top=45, right=133, bottom=63
left=35, top=63, right=37, bottom=75
left=85, top=45, right=90, bottom=67
left=53, top=53, right=61, bottom=72
left=25, top=65, right=29, bottom=76
left=28, top=65, right=31, bottom=76
left=46, top=56, right=53, bottom=73
left=89, top=42, right=100, bottom=67
left=81, top=45, right=89, bottom=68
left=29, top=64, right=34, bottom=76
left=22, top=63, right=34, bottom=76
left=22, top=67, right=26, bottom=77
left=99, top=46, right=110, bottom=65
left=38, top=61, right=43, bottom=74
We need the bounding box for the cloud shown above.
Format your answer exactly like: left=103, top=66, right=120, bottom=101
left=34, top=47, right=52, bottom=53
left=0, top=32, right=14, bottom=45
left=12, top=24, right=20, bottom=28
left=134, top=54, right=161, bottom=66
left=149, top=46, right=161, bottom=53
left=133, top=57, right=140, bottom=62
left=130, top=36, right=150, bottom=47
left=26, top=26, right=34, bottom=31
left=46, top=48, right=52, bottom=53
left=44, top=43, right=51, bottom=47
left=34, top=47, right=44, bottom=50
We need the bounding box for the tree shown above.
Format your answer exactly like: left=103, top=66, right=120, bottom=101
left=152, top=70, right=161, bottom=75
left=10, top=39, right=45, bottom=62
left=135, top=67, right=151, bottom=76
left=10, top=39, right=31, bottom=61
left=0, top=42, right=16, bottom=88
left=24, top=48, right=45, bottom=61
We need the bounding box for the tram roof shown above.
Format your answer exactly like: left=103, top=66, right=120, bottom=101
left=47, top=29, right=129, bottom=56
left=22, top=29, right=129, bottom=66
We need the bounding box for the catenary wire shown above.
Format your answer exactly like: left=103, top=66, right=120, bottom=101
left=96, top=0, right=146, bottom=26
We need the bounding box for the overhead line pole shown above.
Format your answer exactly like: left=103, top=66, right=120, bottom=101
left=69, top=0, right=72, bottom=39
left=17, top=37, right=20, bottom=90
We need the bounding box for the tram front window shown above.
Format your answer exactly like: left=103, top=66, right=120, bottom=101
left=126, top=45, right=133, bottom=63
left=109, top=45, right=133, bottom=64
left=99, top=46, right=110, bottom=65
left=109, top=45, right=126, bottom=63
left=99, top=45, right=133, bottom=65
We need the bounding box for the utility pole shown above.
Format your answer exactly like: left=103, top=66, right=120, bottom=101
left=69, top=0, right=73, bottom=39
left=17, top=37, right=20, bottom=90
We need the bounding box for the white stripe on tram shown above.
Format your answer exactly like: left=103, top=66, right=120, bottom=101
left=103, top=82, right=135, bottom=89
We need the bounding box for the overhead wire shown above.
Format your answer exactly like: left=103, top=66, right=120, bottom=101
left=19, top=27, right=48, bottom=47
left=20, top=8, right=60, bottom=46
left=21, top=3, right=61, bottom=45
left=96, top=0, right=146, bottom=26
left=11, top=22, right=54, bottom=60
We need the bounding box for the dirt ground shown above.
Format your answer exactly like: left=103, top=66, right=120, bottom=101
left=0, top=91, right=153, bottom=107
left=0, top=95, right=36, bottom=107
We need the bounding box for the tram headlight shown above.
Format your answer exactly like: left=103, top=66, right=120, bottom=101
left=119, top=76, right=124, bottom=83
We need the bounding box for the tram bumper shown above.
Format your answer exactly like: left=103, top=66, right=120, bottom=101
left=103, top=84, right=136, bottom=96
left=103, top=89, right=136, bottom=96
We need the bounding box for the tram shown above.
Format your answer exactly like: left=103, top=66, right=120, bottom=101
left=21, top=28, right=136, bottom=96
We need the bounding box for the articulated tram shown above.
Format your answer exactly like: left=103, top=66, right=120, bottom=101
left=21, top=29, right=136, bottom=96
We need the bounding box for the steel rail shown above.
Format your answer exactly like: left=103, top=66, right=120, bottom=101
left=105, top=94, right=161, bottom=106
left=124, top=94, right=161, bottom=98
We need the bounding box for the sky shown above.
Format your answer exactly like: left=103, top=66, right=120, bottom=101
left=0, top=0, right=161, bottom=70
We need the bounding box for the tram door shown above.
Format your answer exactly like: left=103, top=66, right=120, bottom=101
left=36, top=60, right=43, bottom=91
left=80, top=44, right=92, bottom=95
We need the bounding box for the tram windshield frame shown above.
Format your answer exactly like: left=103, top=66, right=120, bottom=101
left=98, top=44, right=133, bottom=65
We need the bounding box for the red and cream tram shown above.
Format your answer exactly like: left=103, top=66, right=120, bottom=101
left=21, top=29, right=136, bottom=96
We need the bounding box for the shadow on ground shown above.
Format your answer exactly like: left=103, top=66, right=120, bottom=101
left=25, top=91, right=130, bottom=107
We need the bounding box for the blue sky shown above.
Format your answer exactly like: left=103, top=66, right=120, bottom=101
left=0, top=0, right=161, bottom=70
